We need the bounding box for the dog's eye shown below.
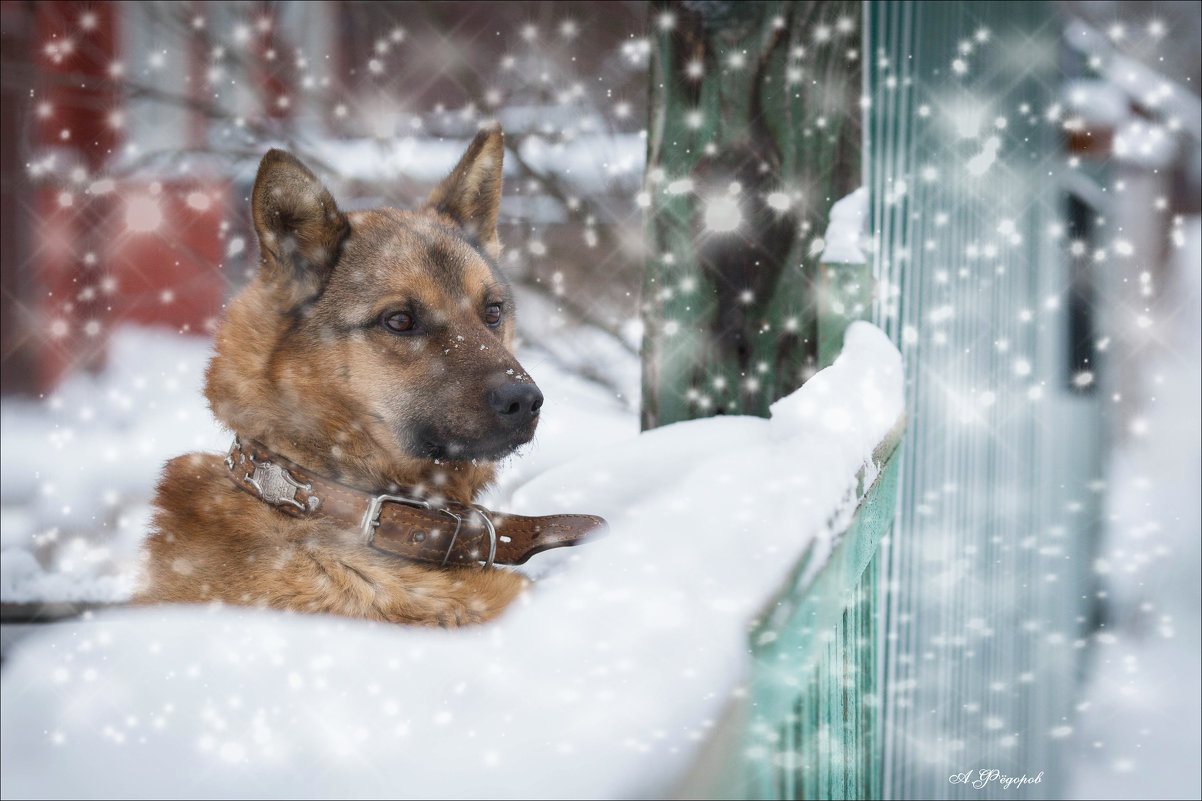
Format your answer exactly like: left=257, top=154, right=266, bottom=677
left=483, top=304, right=503, bottom=327
left=382, top=311, right=416, bottom=333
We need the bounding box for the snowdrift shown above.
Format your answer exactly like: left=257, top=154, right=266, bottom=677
left=1, top=322, right=903, bottom=800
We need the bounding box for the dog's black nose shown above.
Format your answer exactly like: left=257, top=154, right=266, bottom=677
left=488, top=382, right=543, bottom=422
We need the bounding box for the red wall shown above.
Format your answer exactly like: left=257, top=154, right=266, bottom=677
left=7, top=2, right=231, bottom=394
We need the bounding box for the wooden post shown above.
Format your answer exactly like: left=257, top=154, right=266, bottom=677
left=641, top=0, right=861, bottom=430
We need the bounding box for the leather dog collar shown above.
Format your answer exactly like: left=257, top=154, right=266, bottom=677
left=221, top=437, right=606, bottom=568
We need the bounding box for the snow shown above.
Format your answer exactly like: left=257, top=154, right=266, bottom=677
left=1066, top=217, right=1202, bottom=800
left=0, top=319, right=636, bottom=604
left=0, top=323, right=903, bottom=799
left=1065, top=19, right=1202, bottom=141
left=0, top=329, right=227, bottom=603
left=314, top=132, right=645, bottom=193
left=1112, top=119, right=1179, bottom=169
left=1063, top=78, right=1131, bottom=128
left=819, top=186, right=867, bottom=264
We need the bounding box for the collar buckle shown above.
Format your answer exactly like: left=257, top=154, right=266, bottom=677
left=471, top=505, right=498, bottom=568
left=360, top=494, right=431, bottom=543
left=360, top=495, right=496, bottom=568
left=355, top=495, right=492, bottom=565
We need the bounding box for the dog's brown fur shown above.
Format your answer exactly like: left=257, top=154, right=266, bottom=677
left=133, top=127, right=536, bottom=626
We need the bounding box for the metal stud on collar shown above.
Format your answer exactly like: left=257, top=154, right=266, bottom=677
left=230, top=439, right=315, bottom=512
left=224, top=436, right=239, bottom=471
left=244, top=458, right=313, bottom=511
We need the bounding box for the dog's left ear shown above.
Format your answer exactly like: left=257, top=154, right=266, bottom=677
left=251, top=149, right=349, bottom=309
left=426, top=124, right=504, bottom=259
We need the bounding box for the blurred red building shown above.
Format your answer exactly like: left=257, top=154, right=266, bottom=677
left=0, top=0, right=646, bottom=397
left=2, top=2, right=232, bottom=394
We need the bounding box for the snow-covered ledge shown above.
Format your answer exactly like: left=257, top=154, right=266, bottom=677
left=0, top=323, right=903, bottom=800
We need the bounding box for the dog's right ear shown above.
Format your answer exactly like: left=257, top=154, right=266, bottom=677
left=251, top=149, right=349, bottom=308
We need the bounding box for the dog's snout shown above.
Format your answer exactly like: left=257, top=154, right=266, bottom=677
left=488, top=382, right=543, bottom=422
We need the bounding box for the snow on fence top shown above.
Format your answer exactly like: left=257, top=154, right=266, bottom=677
left=819, top=186, right=867, bottom=265
left=1, top=322, right=903, bottom=800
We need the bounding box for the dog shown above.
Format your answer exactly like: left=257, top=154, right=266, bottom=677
left=133, top=125, right=601, bottom=626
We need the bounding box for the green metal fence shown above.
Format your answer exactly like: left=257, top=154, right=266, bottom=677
left=638, top=0, right=1116, bottom=796
left=742, top=417, right=902, bottom=800
left=685, top=3, right=1106, bottom=798
left=678, top=245, right=900, bottom=800
left=867, top=2, right=1104, bottom=798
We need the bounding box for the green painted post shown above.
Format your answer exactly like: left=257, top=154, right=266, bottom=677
left=817, top=189, right=871, bottom=369
left=642, top=0, right=861, bottom=430
left=817, top=260, right=873, bottom=368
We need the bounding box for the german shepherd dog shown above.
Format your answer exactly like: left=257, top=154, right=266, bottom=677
left=134, top=127, right=544, bottom=626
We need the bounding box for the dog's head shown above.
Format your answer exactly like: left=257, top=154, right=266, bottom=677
left=206, top=126, right=541, bottom=489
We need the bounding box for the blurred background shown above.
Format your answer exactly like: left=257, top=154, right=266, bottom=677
left=0, top=1, right=650, bottom=392
left=1, top=1, right=1199, bottom=799
left=0, top=0, right=652, bottom=603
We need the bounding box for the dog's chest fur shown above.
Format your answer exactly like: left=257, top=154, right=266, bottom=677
left=137, top=453, right=526, bottom=626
